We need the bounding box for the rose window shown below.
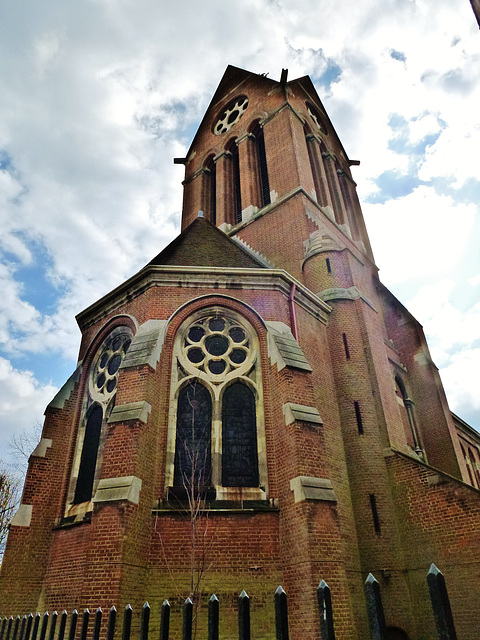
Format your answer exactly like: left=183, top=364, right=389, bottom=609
left=182, top=315, right=252, bottom=380
left=213, top=96, right=249, bottom=135
left=90, top=330, right=132, bottom=401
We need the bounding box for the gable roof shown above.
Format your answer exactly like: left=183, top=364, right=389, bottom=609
left=148, top=217, right=266, bottom=269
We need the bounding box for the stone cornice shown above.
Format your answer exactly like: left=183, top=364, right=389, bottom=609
left=76, top=266, right=332, bottom=331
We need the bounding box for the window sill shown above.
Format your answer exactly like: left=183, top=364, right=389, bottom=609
left=153, top=498, right=278, bottom=514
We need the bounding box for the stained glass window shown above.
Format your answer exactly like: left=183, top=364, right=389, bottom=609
left=174, top=383, right=212, bottom=490
left=73, top=404, right=103, bottom=504
left=222, top=383, right=259, bottom=487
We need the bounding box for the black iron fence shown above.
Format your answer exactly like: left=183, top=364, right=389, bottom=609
left=0, top=564, right=456, bottom=640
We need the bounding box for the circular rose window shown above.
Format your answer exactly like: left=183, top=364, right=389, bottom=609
left=182, top=314, right=251, bottom=380
left=90, top=329, right=132, bottom=401
left=213, top=96, right=249, bottom=135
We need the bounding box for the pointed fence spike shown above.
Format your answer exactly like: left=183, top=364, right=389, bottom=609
left=12, top=617, right=20, bottom=640
left=122, top=605, right=132, bottom=640
left=140, top=602, right=150, bottom=640
left=80, top=610, right=89, bottom=640
left=6, top=617, right=13, bottom=640
left=31, top=614, right=40, bottom=640
left=427, top=564, right=458, bottom=640
left=182, top=598, right=193, bottom=640
left=208, top=594, right=219, bottom=640
left=1, top=617, right=7, bottom=640
left=92, top=608, right=102, bottom=640
left=364, top=573, right=386, bottom=640
left=67, top=611, right=77, bottom=640
left=57, top=611, right=67, bottom=640
left=106, top=607, right=116, bottom=640
left=47, top=612, right=57, bottom=640
left=159, top=601, right=170, bottom=640
left=19, top=615, right=27, bottom=640
left=274, top=586, right=289, bottom=640
left=24, top=614, right=34, bottom=640
left=39, top=613, right=49, bottom=640
left=238, top=591, right=250, bottom=640
left=317, top=580, right=336, bottom=640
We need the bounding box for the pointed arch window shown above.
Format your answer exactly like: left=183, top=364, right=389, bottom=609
left=226, top=139, right=242, bottom=224
left=204, top=154, right=216, bottom=225
left=166, top=309, right=267, bottom=502
left=67, top=326, right=133, bottom=514
left=250, top=121, right=270, bottom=208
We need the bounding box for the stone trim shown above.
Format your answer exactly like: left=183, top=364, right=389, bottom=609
left=93, top=476, right=142, bottom=505
left=47, top=365, right=82, bottom=410
left=120, top=319, right=167, bottom=370
left=107, top=401, right=151, bottom=424
left=31, top=438, right=52, bottom=458
left=77, top=267, right=332, bottom=330
left=283, top=403, right=322, bottom=426
left=267, top=322, right=312, bottom=372
left=230, top=236, right=272, bottom=267
left=11, top=504, right=33, bottom=527
left=290, top=476, right=337, bottom=503
left=318, top=286, right=377, bottom=312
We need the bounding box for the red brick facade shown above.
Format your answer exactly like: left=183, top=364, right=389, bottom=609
left=1, top=66, right=479, bottom=640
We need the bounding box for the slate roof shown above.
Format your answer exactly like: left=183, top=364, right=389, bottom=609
left=148, top=217, right=266, bottom=269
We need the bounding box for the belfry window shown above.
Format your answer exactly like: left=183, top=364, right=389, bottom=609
left=251, top=121, right=270, bottom=208
left=68, top=326, right=132, bottom=512
left=166, top=309, right=267, bottom=501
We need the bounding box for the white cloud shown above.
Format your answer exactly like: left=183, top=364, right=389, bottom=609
left=0, top=357, right=57, bottom=465
left=363, top=187, right=476, bottom=285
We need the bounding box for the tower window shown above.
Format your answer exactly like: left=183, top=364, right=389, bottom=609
left=226, top=140, right=242, bottom=225
left=251, top=122, right=270, bottom=208
left=167, top=309, right=267, bottom=501
left=342, top=333, right=350, bottom=360
left=205, top=155, right=216, bottom=225
left=354, top=400, right=364, bottom=434
left=326, top=258, right=332, bottom=273
left=369, top=493, right=381, bottom=534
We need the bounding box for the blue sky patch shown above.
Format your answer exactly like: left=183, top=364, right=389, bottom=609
left=365, top=170, right=425, bottom=204
left=390, top=49, right=406, bottom=62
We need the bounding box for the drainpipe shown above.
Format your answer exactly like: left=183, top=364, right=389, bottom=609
left=289, top=282, right=298, bottom=340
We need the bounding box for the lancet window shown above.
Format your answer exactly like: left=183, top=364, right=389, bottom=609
left=166, top=308, right=266, bottom=502
left=67, top=326, right=133, bottom=513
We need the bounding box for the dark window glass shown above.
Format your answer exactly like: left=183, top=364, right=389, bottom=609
left=229, top=327, right=245, bottom=343
left=174, top=383, right=212, bottom=489
left=73, top=404, right=103, bottom=504
left=222, top=383, right=259, bottom=487
left=230, top=349, right=246, bottom=364
left=209, top=360, right=226, bottom=375
left=188, top=326, right=205, bottom=343
left=209, top=317, right=225, bottom=332
left=187, top=347, right=204, bottom=364
left=205, top=335, right=229, bottom=356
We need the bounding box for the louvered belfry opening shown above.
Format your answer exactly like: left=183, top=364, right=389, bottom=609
left=252, top=121, right=270, bottom=207
left=205, top=154, right=216, bottom=225
left=226, top=138, right=242, bottom=224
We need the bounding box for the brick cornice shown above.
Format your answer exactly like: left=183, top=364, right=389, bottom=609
left=76, top=266, right=332, bottom=331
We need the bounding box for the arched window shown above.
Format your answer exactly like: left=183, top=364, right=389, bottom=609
left=166, top=308, right=267, bottom=501
left=67, top=326, right=133, bottom=513
left=250, top=121, right=270, bottom=208
left=204, top=154, right=216, bottom=225
left=174, top=382, right=212, bottom=490
left=226, top=138, right=242, bottom=224
left=222, top=382, right=258, bottom=487
left=73, top=404, right=103, bottom=505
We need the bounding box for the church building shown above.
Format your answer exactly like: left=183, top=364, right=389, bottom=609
left=1, top=65, right=480, bottom=640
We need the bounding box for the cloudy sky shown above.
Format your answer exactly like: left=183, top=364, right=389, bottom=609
left=1, top=0, right=479, bottom=473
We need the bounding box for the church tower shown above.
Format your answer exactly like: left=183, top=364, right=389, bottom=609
left=2, top=66, right=480, bottom=640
